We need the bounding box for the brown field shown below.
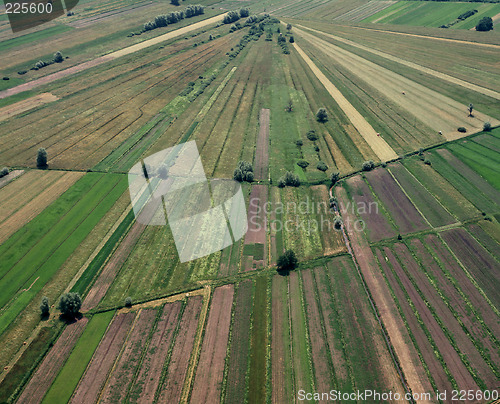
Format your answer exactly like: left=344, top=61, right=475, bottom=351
left=243, top=185, right=268, bottom=270
left=0, top=93, right=58, bottom=122
left=71, top=312, right=136, bottom=403
left=16, top=318, right=88, bottom=404
left=99, top=309, right=157, bottom=404
left=344, top=175, right=396, bottom=242
left=365, top=168, right=429, bottom=234
left=128, top=302, right=182, bottom=403
left=158, top=296, right=203, bottom=404
left=441, top=228, right=500, bottom=308
left=254, top=108, right=270, bottom=180
left=335, top=185, right=433, bottom=397
left=190, top=284, right=234, bottom=404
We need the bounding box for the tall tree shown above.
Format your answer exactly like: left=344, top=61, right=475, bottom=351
left=37, top=148, right=48, bottom=168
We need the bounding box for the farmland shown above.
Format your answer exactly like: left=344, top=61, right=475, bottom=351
left=1, top=0, right=500, bottom=402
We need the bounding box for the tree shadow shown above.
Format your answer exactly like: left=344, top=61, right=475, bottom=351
left=276, top=268, right=291, bottom=276
left=58, top=312, right=82, bottom=325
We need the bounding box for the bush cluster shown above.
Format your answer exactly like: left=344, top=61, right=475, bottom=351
left=234, top=161, right=254, bottom=182
left=476, top=16, right=493, bottom=31
left=306, top=130, right=318, bottom=141
left=30, top=51, right=65, bottom=72
left=458, top=127, right=467, bottom=133
left=362, top=160, right=375, bottom=171
left=316, top=161, right=328, bottom=172
left=297, top=160, right=309, bottom=169
left=277, top=34, right=290, bottom=54
left=223, top=10, right=240, bottom=24
left=278, top=171, right=300, bottom=188
left=0, top=167, right=9, bottom=178
left=143, top=5, right=204, bottom=32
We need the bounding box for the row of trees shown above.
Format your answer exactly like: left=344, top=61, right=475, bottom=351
left=222, top=8, right=250, bottom=24
left=144, top=5, right=204, bottom=31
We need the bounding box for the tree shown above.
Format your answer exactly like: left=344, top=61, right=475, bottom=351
left=306, top=130, right=318, bottom=141
left=277, top=250, right=298, bottom=273
left=476, top=16, right=493, bottom=32
left=297, top=160, right=309, bottom=169
left=37, top=148, right=48, bottom=168
left=233, top=168, right=244, bottom=182
left=0, top=167, right=8, bottom=178
left=285, top=99, right=293, bottom=112
left=58, top=292, right=81, bottom=318
left=289, top=36, right=294, bottom=43
left=333, top=216, right=343, bottom=230
left=53, top=51, right=63, bottom=63
left=170, top=0, right=180, bottom=5
left=316, top=161, right=328, bottom=172
left=295, top=139, right=303, bottom=147
left=40, top=296, right=50, bottom=317
left=483, top=122, right=491, bottom=131
left=125, top=297, right=132, bottom=307
left=468, top=103, right=474, bottom=117
left=316, top=108, right=328, bottom=122
left=245, top=171, right=254, bottom=182
left=362, top=160, right=375, bottom=171
left=286, top=23, right=292, bottom=31
left=239, top=8, right=250, bottom=18
left=330, top=171, right=340, bottom=185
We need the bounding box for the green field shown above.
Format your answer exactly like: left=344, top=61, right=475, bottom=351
left=363, top=1, right=500, bottom=30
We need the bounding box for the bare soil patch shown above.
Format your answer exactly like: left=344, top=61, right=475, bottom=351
left=190, top=284, right=234, bottom=404
left=254, top=108, right=270, bottom=180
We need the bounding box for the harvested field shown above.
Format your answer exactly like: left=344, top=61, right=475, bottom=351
left=99, top=309, right=157, bottom=404
left=128, top=302, right=182, bottom=403
left=16, top=318, right=88, bottom=404
left=344, top=175, right=396, bottom=242
left=224, top=280, right=253, bottom=403
left=295, top=28, right=499, bottom=142
left=158, top=296, right=203, bottom=404
left=254, top=108, right=270, bottom=180
left=71, top=311, right=136, bottom=404
left=0, top=170, right=84, bottom=244
left=388, top=163, right=456, bottom=228
left=291, top=40, right=398, bottom=162
left=441, top=228, right=500, bottom=308
left=190, top=284, right=234, bottom=404
left=0, top=169, right=23, bottom=188
left=0, top=93, right=58, bottom=122
left=365, top=167, right=428, bottom=234
left=334, top=1, right=396, bottom=22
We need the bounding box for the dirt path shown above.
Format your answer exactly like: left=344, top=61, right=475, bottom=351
left=0, top=93, right=59, bottom=121
left=0, top=15, right=224, bottom=100
left=295, top=27, right=499, bottom=141
left=291, top=39, right=398, bottom=162
left=254, top=108, right=270, bottom=180
left=297, top=24, right=500, bottom=101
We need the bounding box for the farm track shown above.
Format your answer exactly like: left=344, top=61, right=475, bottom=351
left=290, top=37, right=398, bottom=162
left=0, top=15, right=224, bottom=100
left=296, top=24, right=500, bottom=101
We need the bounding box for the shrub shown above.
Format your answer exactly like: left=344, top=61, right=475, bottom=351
left=37, top=148, right=48, bottom=168
left=40, top=297, right=50, bottom=317
left=316, top=108, right=328, bottom=122
left=306, top=130, right=318, bottom=141
left=476, top=16, right=493, bottom=32
left=35, top=60, right=47, bottom=69
left=277, top=250, right=298, bottom=273
left=333, top=216, right=343, bottom=230
left=58, top=292, right=81, bottom=318
left=289, top=36, right=294, bottom=43
left=2, top=76, right=9, bottom=80
left=234, top=161, right=253, bottom=182
left=223, top=11, right=240, bottom=24
left=316, top=161, right=328, bottom=172
left=171, top=0, right=180, bottom=5
left=125, top=297, right=132, bottom=307
left=483, top=122, right=491, bottom=131
left=297, top=160, right=309, bottom=169
left=233, top=168, right=243, bottom=182
left=277, top=178, right=286, bottom=188
left=245, top=171, right=254, bottom=182
left=18, top=70, right=27, bottom=75
left=418, top=147, right=424, bottom=156
left=329, top=196, right=337, bottom=209
left=362, top=160, right=375, bottom=171
left=144, top=21, right=156, bottom=31
left=458, top=127, right=467, bottom=133
left=239, top=7, right=250, bottom=18
left=397, top=234, right=403, bottom=241
left=424, top=159, right=432, bottom=166
left=295, top=139, right=303, bottom=147
left=285, top=171, right=300, bottom=187
left=53, top=51, right=64, bottom=63
left=314, top=145, right=320, bottom=152
left=330, top=172, right=340, bottom=185
left=0, top=167, right=8, bottom=178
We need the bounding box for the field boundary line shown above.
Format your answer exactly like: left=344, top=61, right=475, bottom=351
left=289, top=30, right=398, bottom=162
left=180, top=285, right=211, bottom=404
left=344, top=26, right=500, bottom=49
left=295, top=25, right=500, bottom=101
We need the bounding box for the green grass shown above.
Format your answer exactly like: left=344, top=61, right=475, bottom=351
left=0, top=25, right=74, bottom=53
left=0, top=173, right=127, bottom=336
left=41, top=312, right=115, bottom=404
left=248, top=276, right=268, bottom=403
left=362, top=1, right=500, bottom=29
left=243, top=243, right=264, bottom=260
